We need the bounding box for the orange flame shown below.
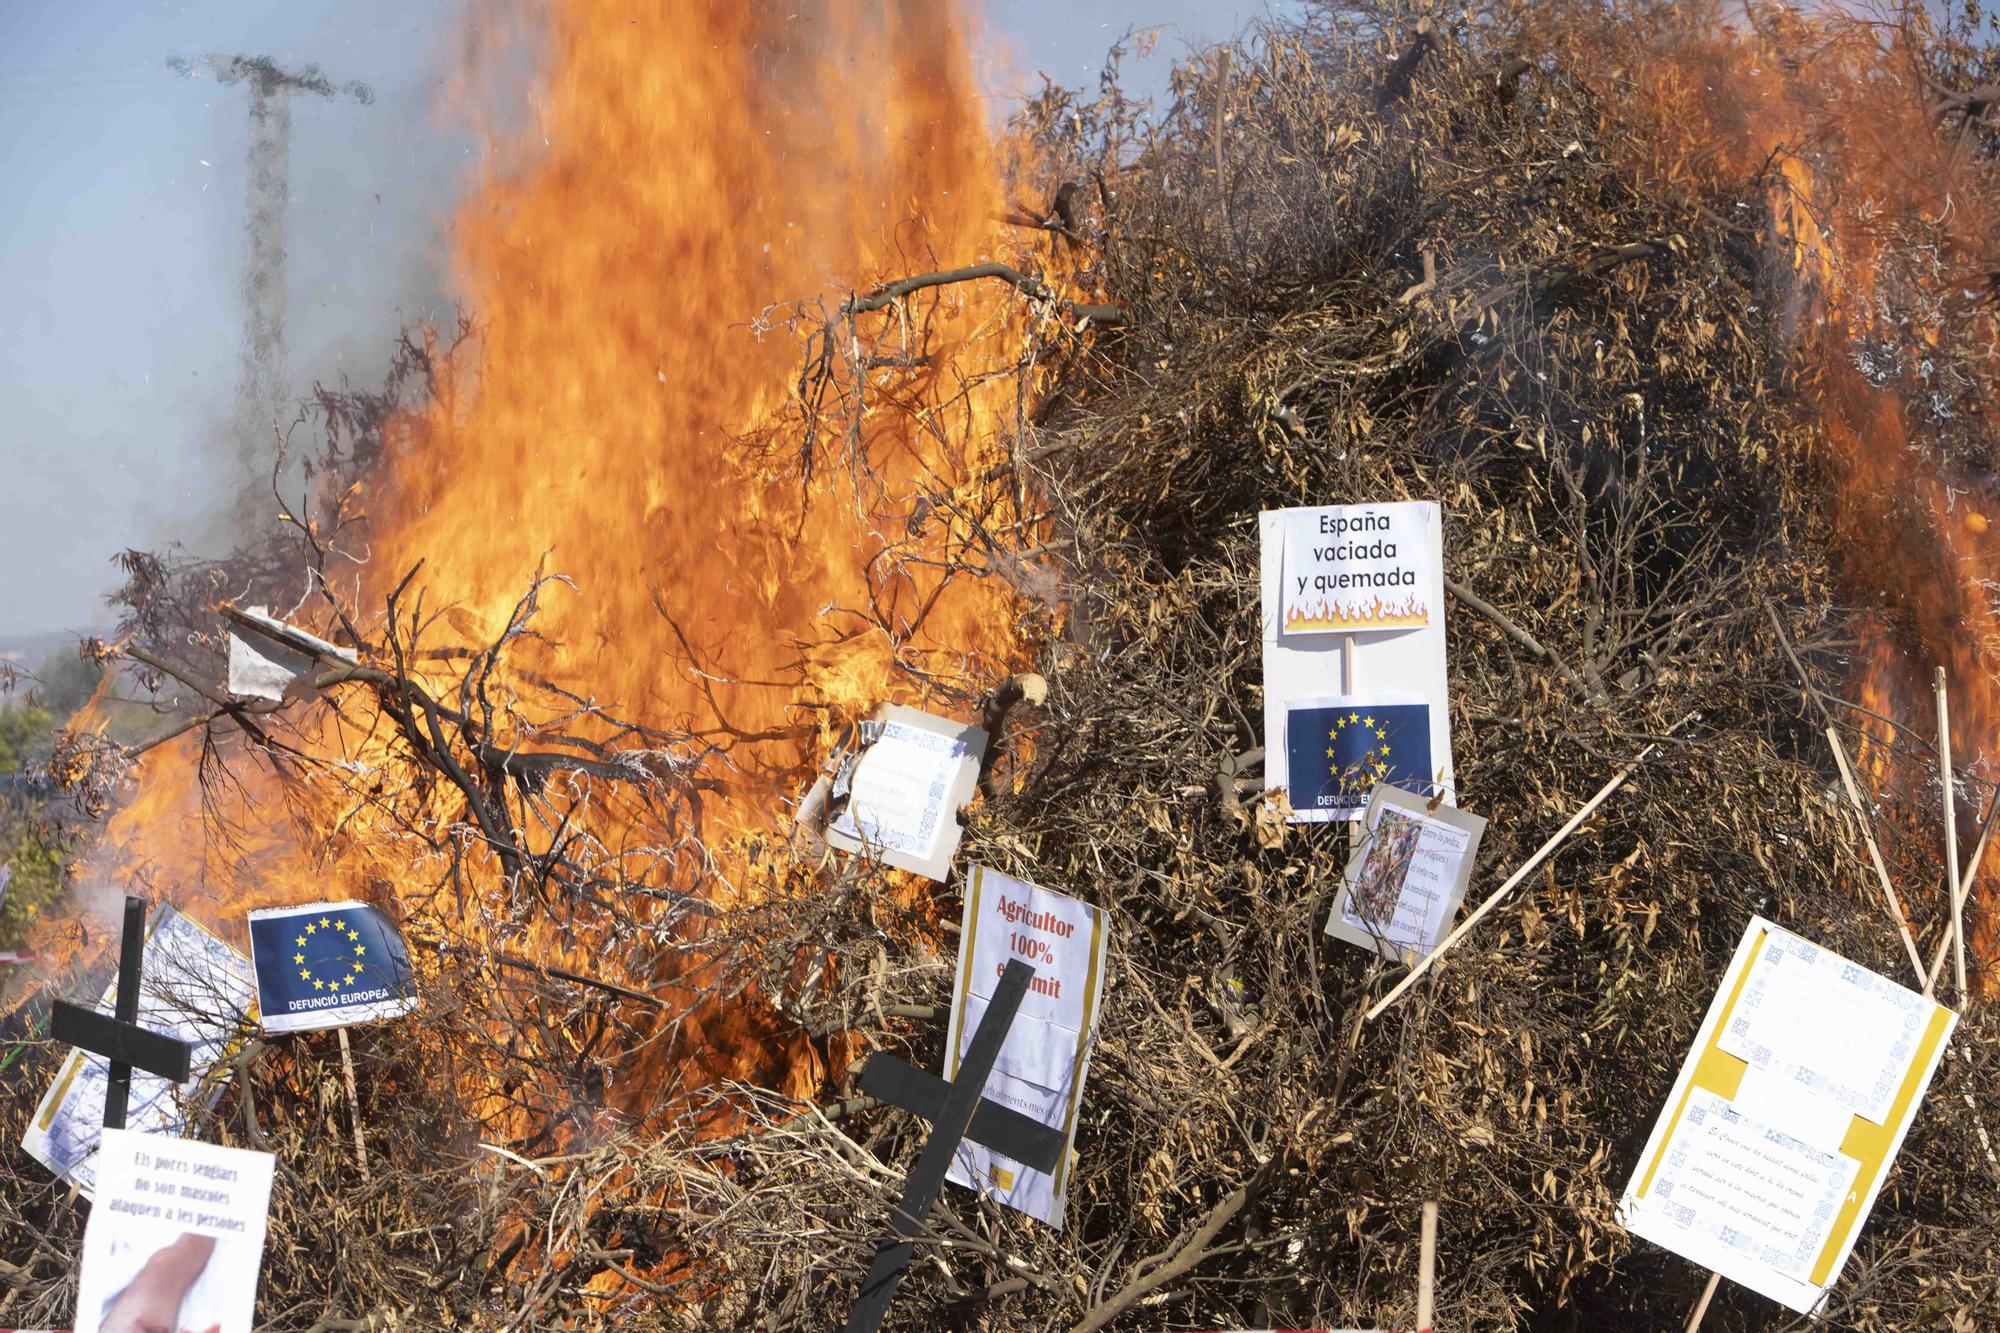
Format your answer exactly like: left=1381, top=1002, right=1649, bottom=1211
left=25, top=0, right=1059, bottom=1129
left=1609, top=2, right=2000, bottom=982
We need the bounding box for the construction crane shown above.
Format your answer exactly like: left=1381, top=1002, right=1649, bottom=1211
left=168, top=54, right=372, bottom=518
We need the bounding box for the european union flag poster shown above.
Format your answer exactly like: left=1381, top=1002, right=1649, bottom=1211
left=1285, top=695, right=1437, bottom=820
left=247, top=901, right=418, bottom=1034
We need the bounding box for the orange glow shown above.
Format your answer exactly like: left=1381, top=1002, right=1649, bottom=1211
left=21, top=0, right=1062, bottom=1152
left=1605, top=2, right=2000, bottom=982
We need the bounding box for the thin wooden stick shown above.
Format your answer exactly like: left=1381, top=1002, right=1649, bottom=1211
left=1936, top=668, right=1967, bottom=998
left=1343, top=633, right=1360, bottom=860
left=1925, top=791, right=2000, bottom=996
left=337, top=1025, right=371, bottom=1184
left=1826, top=727, right=1926, bottom=983
left=1366, top=718, right=1688, bottom=1021
left=1683, top=1271, right=1721, bottom=1331
left=1832, top=732, right=2000, bottom=1176
left=1417, top=1200, right=1438, bottom=1331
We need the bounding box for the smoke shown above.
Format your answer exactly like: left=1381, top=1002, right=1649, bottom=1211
left=154, top=34, right=477, bottom=563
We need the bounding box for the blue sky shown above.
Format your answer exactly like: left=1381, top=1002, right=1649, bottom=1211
left=0, top=1, right=1278, bottom=638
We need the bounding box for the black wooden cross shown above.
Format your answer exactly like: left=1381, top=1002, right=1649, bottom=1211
left=842, top=958, right=1064, bottom=1333
left=49, top=895, right=194, bottom=1129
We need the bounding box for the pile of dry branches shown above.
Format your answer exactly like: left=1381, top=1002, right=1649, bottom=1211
left=7, top=2, right=2000, bottom=1330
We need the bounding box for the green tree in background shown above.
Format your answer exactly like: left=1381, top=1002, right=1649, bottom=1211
left=0, top=652, right=97, bottom=947
left=0, top=701, right=54, bottom=773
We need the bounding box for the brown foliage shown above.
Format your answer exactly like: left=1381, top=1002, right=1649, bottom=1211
left=6, top=4, right=2000, bottom=1331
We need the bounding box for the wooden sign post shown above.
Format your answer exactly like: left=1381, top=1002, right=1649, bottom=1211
left=48, top=896, right=195, bottom=1129
left=842, top=959, right=1063, bottom=1333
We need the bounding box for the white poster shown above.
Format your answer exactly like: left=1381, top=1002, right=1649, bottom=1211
left=1620, top=917, right=1956, bottom=1314
left=1717, top=930, right=1933, bottom=1127
left=943, top=866, right=1109, bottom=1228
left=225, top=605, right=356, bottom=703
left=1280, top=501, right=1436, bottom=632
left=1260, top=504, right=1452, bottom=823
left=23, top=906, right=256, bottom=1196
left=1639, top=1089, right=1858, bottom=1284
left=74, top=1128, right=275, bottom=1333
left=1326, top=785, right=1486, bottom=960
left=823, top=705, right=986, bottom=881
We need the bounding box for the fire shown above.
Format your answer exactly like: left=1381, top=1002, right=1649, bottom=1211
left=1604, top=3, right=2000, bottom=983
left=1284, top=596, right=1429, bottom=632
left=22, top=0, right=1063, bottom=1152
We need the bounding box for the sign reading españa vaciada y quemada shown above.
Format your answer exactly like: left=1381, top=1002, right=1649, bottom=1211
left=246, top=901, right=418, bottom=1034
left=1280, top=500, right=1435, bottom=632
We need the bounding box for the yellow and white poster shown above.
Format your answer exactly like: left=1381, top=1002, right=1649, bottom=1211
left=1618, top=916, right=1956, bottom=1315
left=942, top=865, right=1109, bottom=1229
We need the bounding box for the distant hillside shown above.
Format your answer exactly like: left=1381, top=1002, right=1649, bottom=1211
left=0, top=627, right=102, bottom=670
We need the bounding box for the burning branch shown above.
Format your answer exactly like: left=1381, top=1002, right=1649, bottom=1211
left=843, top=262, right=1124, bottom=328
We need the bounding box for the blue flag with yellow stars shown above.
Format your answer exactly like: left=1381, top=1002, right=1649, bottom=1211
left=247, top=901, right=419, bottom=1034
left=1285, top=697, right=1436, bottom=819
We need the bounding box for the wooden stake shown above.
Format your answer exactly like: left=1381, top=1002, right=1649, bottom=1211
left=1925, top=792, right=2000, bottom=997
left=1936, top=668, right=1967, bottom=998
left=1211, top=49, right=1230, bottom=177
left=1343, top=631, right=1361, bottom=856
left=1826, top=727, right=1926, bottom=984
left=1417, top=1200, right=1438, bottom=1331
left=1366, top=720, right=1687, bottom=1021
left=1683, top=1271, right=1721, bottom=1331
left=1853, top=733, right=2000, bottom=1179
left=337, top=1025, right=371, bottom=1184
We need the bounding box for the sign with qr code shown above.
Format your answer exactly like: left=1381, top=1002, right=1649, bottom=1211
left=1619, top=917, right=1956, bottom=1314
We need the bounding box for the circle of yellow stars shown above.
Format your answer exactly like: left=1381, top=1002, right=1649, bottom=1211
left=294, top=915, right=369, bottom=994
left=1326, top=711, right=1393, bottom=792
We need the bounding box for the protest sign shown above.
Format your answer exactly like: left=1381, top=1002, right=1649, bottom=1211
left=1327, top=785, right=1485, bottom=960
left=942, top=866, right=1108, bottom=1227
left=23, top=906, right=255, bottom=1196
left=74, top=1127, right=275, bottom=1333
left=1284, top=696, right=1440, bottom=821
left=1260, top=505, right=1452, bottom=823
left=224, top=605, right=357, bottom=703
left=247, top=901, right=418, bottom=1034
left=1280, top=501, right=1436, bottom=632
left=1619, top=916, right=1956, bottom=1314
left=824, top=704, right=986, bottom=881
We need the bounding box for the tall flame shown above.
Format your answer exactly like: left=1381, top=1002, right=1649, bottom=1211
left=1608, top=2, right=2000, bottom=979
left=24, top=0, right=1049, bottom=1121
left=384, top=2, right=1017, bottom=736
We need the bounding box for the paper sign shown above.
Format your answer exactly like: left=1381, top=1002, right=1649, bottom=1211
left=1327, top=785, right=1485, bottom=960
left=943, top=866, right=1108, bottom=1228
left=1284, top=696, right=1437, bottom=822
left=824, top=704, right=986, bottom=882
left=247, top=900, right=418, bottom=1034
left=74, top=1128, right=275, bottom=1333
left=1280, top=502, right=1436, bottom=632
left=1717, top=929, right=1932, bottom=1126
left=1260, top=506, right=1453, bottom=825
left=225, top=606, right=356, bottom=703
left=23, top=906, right=256, bottom=1196
left=1619, top=916, right=1956, bottom=1314
left=1642, top=1088, right=1858, bottom=1283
